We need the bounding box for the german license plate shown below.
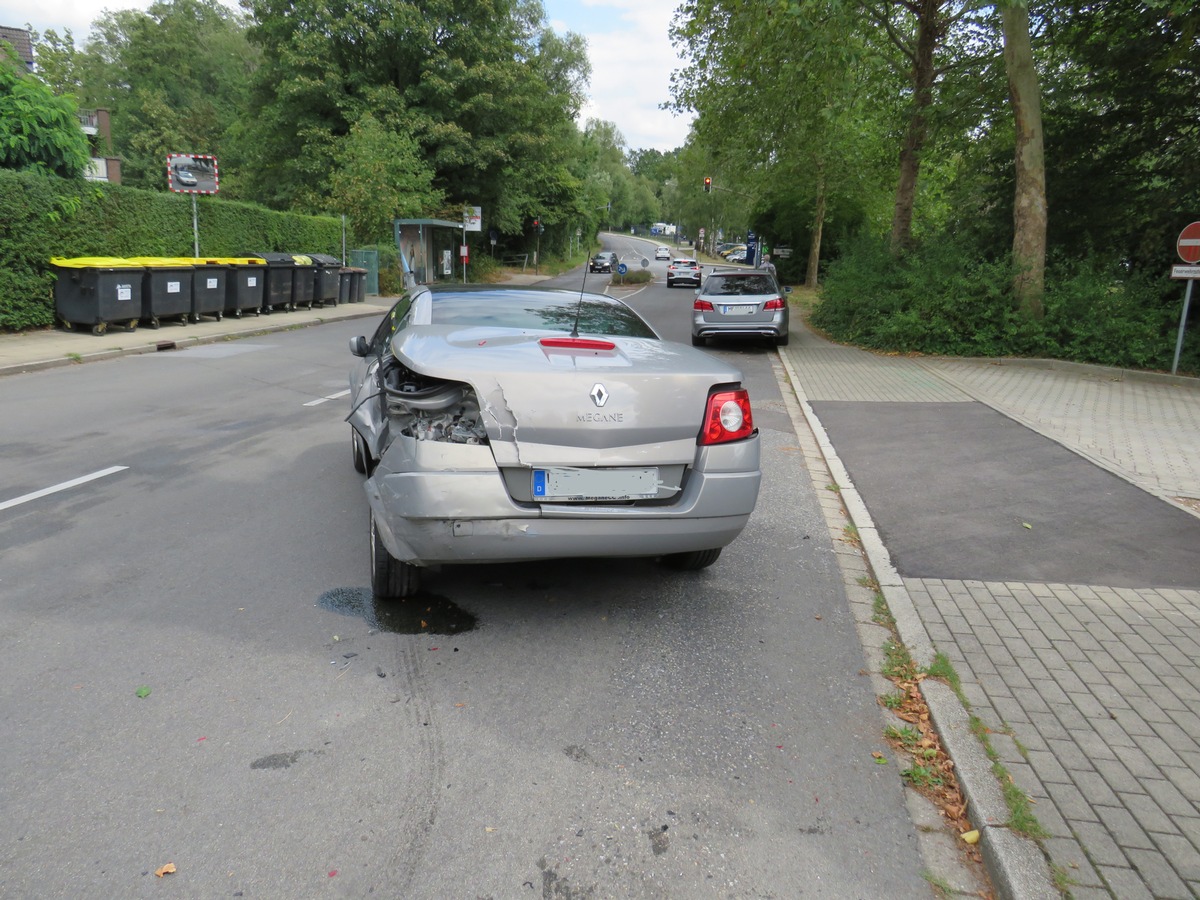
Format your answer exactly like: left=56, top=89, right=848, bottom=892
left=720, top=304, right=756, bottom=315
left=533, top=467, right=659, bottom=501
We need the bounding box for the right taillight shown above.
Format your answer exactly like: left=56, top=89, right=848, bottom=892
left=699, top=389, right=754, bottom=445
left=764, top=296, right=785, bottom=310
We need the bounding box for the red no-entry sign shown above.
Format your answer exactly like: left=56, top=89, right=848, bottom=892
left=1178, top=221, right=1200, bottom=264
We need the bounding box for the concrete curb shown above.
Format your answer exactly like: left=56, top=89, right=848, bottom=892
left=776, top=346, right=1059, bottom=899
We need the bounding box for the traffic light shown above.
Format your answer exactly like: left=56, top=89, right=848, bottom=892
left=703, top=177, right=712, bottom=192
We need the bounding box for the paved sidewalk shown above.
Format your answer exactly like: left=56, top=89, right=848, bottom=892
left=782, top=325, right=1200, bottom=899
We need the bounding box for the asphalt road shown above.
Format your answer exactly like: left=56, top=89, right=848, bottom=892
left=0, top=258, right=932, bottom=897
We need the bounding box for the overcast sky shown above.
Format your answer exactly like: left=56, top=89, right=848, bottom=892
left=1, top=0, right=693, bottom=153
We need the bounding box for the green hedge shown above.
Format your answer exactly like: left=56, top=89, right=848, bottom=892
left=0, top=168, right=342, bottom=331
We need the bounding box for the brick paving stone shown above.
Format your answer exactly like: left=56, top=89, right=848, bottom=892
left=991, top=695, right=1033, bottom=727
left=1028, top=748, right=1074, bottom=785
left=1124, top=847, right=1192, bottom=898
left=1041, top=836, right=1101, bottom=885
left=1028, top=711, right=1072, bottom=743
left=1096, top=864, right=1154, bottom=899
left=1122, top=791, right=1183, bottom=835
left=1095, top=757, right=1151, bottom=795
left=1162, top=766, right=1200, bottom=806
left=1046, top=779, right=1102, bottom=822
left=1091, top=717, right=1137, bottom=749
left=1047, top=737, right=1100, bottom=773
left=1069, top=691, right=1112, bottom=720
left=1142, top=782, right=1200, bottom=825
left=1029, top=678, right=1072, bottom=706
left=1111, top=709, right=1157, bottom=737
left=994, top=665, right=1034, bottom=692
left=1033, top=644, right=1069, bottom=671
left=1156, top=832, right=1200, bottom=877
left=1073, top=769, right=1121, bottom=807
left=1096, top=803, right=1156, bottom=850
left=1072, top=820, right=1124, bottom=869
left=1131, top=730, right=1187, bottom=768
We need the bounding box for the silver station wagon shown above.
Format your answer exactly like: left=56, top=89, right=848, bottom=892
left=692, top=268, right=792, bottom=347
left=348, top=285, right=762, bottom=598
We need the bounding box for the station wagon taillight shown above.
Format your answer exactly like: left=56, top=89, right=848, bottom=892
left=694, top=299, right=714, bottom=311
left=764, top=297, right=785, bottom=310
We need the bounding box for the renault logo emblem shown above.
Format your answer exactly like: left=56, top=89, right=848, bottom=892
left=590, top=383, right=609, bottom=407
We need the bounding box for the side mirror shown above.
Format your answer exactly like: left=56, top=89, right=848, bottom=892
left=784, top=286, right=793, bottom=294
left=349, top=335, right=369, bottom=357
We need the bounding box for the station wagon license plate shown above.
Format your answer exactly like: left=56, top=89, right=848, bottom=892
left=533, top=466, right=659, bottom=501
left=720, top=304, right=757, bottom=315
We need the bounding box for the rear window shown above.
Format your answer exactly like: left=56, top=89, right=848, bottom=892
left=702, top=274, right=778, bottom=295
left=673, top=259, right=698, bottom=266
left=430, top=293, right=658, bottom=339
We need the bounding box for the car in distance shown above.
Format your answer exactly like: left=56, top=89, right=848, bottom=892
left=348, top=285, right=762, bottom=598
left=666, top=257, right=702, bottom=288
left=654, top=245, right=671, bottom=260
left=692, top=268, right=792, bottom=347
left=175, top=169, right=198, bottom=186
left=589, top=251, right=618, bottom=273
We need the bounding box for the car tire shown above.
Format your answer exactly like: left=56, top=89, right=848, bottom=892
left=661, top=548, right=722, bottom=570
left=351, top=427, right=367, bottom=474
left=775, top=332, right=790, bottom=347
left=370, top=512, right=419, bottom=599
left=691, top=334, right=705, bottom=346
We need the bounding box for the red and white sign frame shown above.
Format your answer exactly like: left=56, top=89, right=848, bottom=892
left=167, top=153, right=220, bottom=195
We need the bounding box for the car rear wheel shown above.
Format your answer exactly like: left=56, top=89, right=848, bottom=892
left=775, top=332, right=790, bottom=347
left=370, top=512, right=419, bottom=598
left=691, top=334, right=705, bottom=347
left=661, top=548, right=721, bottom=570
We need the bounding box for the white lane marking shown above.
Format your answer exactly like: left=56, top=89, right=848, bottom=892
left=304, top=389, right=352, bottom=407
left=0, top=466, right=129, bottom=512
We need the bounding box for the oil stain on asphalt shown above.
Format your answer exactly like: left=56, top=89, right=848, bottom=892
left=319, top=586, right=478, bottom=635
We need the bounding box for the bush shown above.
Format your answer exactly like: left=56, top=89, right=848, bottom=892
left=812, top=232, right=1042, bottom=357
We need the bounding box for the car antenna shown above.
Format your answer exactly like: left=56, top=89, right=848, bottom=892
left=572, top=248, right=591, bottom=337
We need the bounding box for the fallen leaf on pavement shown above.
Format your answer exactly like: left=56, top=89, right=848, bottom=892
left=154, top=863, right=176, bottom=877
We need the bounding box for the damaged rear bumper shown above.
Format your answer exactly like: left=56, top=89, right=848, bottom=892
left=365, top=437, right=761, bottom=566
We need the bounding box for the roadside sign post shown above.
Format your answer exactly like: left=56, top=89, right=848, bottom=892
left=1170, top=222, right=1200, bottom=375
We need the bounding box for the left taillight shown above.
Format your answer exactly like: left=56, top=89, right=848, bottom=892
left=699, top=388, right=754, bottom=445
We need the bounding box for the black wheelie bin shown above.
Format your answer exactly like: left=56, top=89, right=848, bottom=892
left=220, top=258, right=266, bottom=318
left=249, top=252, right=297, bottom=314
left=126, top=257, right=193, bottom=328
left=50, top=257, right=143, bottom=335
left=309, top=254, right=342, bottom=308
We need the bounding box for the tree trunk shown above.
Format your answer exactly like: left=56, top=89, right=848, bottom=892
left=889, top=0, right=941, bottom=254
left=1002, top=2, right=1047, bottom=318
left=806, top=168, right=827, bottom=288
